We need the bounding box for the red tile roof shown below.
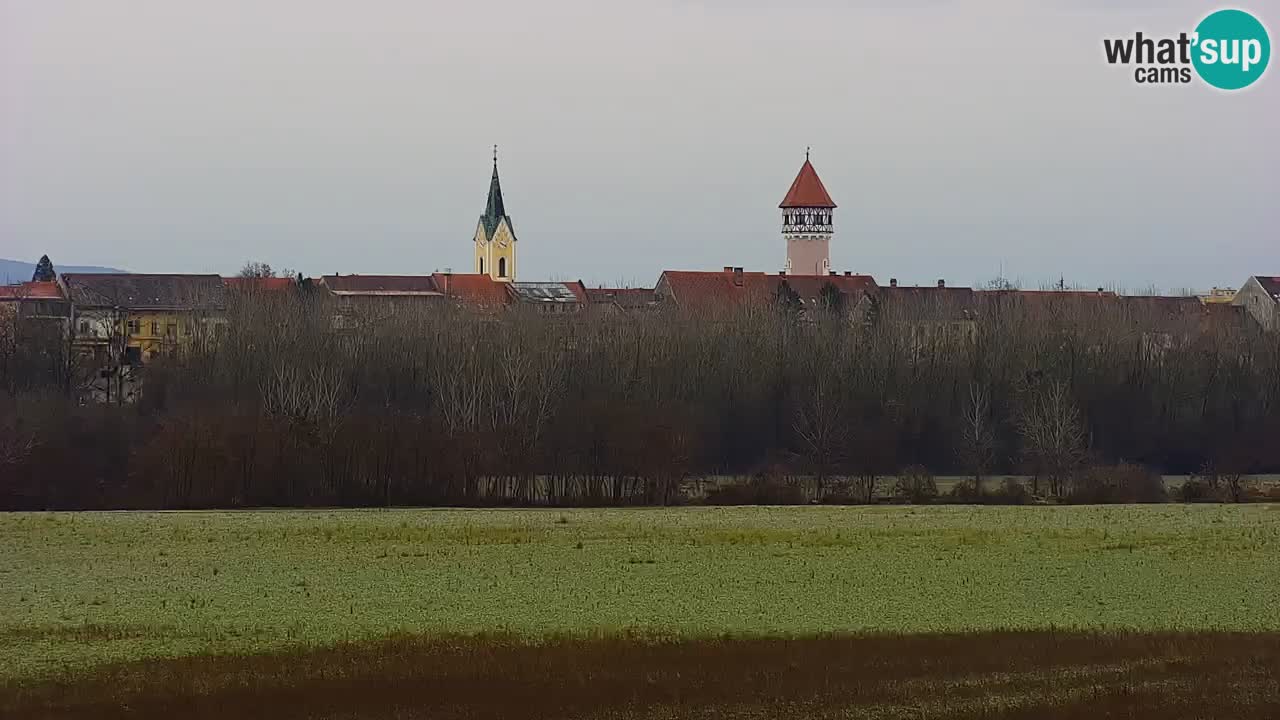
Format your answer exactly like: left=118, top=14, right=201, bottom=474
left=978, top=289, right=1118, bottom=313
left=565, top=281, right=590, bottom=304
left=779, top=274, right=877, bottom=299
left=1004, top=289, right=1117, bottom=298
left=430, top=273, right=511, bottom=307
left=1118, top=295, right=1201, bottom=313
left=658, top=269, right=876, bottom=309
left=224, top=276, right=296, bottom=292
left=586, top=287, right=657, bottom=309
left=880, top=285, right=981, bottom=319
left=780, top=159, right=836, bottom=209
left=0, top=281, right=64, bottom=300
left=320, top=275, right=441, bottom=295
left=658, top=270, right=775, bottom=308
left=882, top=285, right=978, bottom=301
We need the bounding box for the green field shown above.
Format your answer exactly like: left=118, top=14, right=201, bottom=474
left=3, top=505, right=1279, bottom=681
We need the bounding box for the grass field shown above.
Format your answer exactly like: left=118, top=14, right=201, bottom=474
left=3, top=505, right=1279, bottom=717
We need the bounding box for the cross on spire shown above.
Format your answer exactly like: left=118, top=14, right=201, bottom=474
left=484, top=147, right=507, bottom=222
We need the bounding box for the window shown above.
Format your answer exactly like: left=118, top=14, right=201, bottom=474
left=79, top=321, right=89, bottom=334
left=498, top=257, right=507, bottom=278
left=183, top=322, right=192, bottom=336
left=479, top=257, right=484, bottom=274
left=152, top=321, right=161, bottom=335
left=165, top=323, right=176, bottom=338
left=127, top=319, right=140, bottom=335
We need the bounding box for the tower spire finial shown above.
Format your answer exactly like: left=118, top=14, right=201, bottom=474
left=493, top=144, right=498, bottom=166
left=806, top=146, right=810, bottom=161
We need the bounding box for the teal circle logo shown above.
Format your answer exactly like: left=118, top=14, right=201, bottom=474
left=1192, top=9, right=1271, bottom=90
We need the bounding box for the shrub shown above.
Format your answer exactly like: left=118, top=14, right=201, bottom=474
left=944, top=478, right=1029, bottom=505
left=1256, top=485, right=1280, bottom=503
left=820, top=475, right=882, bottom=505
left=704, top=478, right=807, bottom=506
left=1179, top=478, right=1216, bottom=503
left=987, top=478, right=1032, bottom=505
left=1067, top=463, right=1166, bottom=504
left=893, top=465, right=938, bottom=504
left=947, top=479, right=978, bottom=503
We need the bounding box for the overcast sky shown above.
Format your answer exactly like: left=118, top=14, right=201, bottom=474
left=1, top=0, right=1275, bottom=290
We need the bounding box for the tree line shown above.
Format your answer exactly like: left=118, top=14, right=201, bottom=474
left=2, top=288, right=1278, bottom=509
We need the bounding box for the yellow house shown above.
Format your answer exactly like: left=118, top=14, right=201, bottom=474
left=1199, top=287, right=1236, bottom=304
left=474, top=149, right=517, bottom=282
left=62, top=273, right=228, bottom=365
left=121, top=310, right=221, bottom=362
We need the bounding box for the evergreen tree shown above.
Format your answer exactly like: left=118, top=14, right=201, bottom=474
left=32, top=255, right=56, bottom=282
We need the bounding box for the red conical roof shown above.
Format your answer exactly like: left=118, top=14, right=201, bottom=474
left=779, top=158, right=836, bottom=208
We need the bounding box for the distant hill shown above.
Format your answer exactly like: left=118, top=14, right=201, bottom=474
left=0, top=258, right=126, bottom=285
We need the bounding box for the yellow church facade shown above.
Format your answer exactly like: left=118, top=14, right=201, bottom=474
left=474, top=150, right=517, bottom=282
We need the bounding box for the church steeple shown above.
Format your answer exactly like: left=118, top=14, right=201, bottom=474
left=484, top=146, right=506, bottom=220
left=474, top=146, right=517, bottom=281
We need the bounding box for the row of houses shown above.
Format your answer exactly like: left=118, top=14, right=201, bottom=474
left=4, top=265, right=1279, bottom=371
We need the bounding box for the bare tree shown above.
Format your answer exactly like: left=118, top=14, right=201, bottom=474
left=792, top=372, right=845, bottom=502
left=959, top=382, right=996, bottom=495
left=73, top=306, right=134, bottom=405
left=0, top=416, right=36, bottom=467
left=1017, top=379, right=1086, bottom=498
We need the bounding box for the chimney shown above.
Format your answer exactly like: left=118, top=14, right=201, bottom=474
left=779, top=271, right=786, bottom=277
left=937, top=279, right=946, bottom=288
left=890, top=278, right=898, bottom=288
left=724, top=266, right=734, bottom=274
left=829, top=271, right=837, bottom=276
left=844, top=271, right=851, bottom=277
left=732, top=267, right=743, bottom=287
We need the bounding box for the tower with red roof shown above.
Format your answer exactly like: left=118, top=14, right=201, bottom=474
left=780, top=151, right=836, bottom=276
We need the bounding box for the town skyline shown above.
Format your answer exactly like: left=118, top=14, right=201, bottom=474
left=3, top=0, right=1276, bottom=291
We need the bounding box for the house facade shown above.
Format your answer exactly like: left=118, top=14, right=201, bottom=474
left=61, top=273, right=228, bottom=365
left=318, top=275, right=446, bottom=329
left=1233, top=276, right=1280, bottom=332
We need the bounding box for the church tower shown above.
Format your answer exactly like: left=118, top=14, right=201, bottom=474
left=780, top=151, right=836, bottom=276
left=474, top=147, right=516, bottom=281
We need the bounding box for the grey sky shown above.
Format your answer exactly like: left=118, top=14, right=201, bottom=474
left=1, top=0, right=1275, bottom=290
